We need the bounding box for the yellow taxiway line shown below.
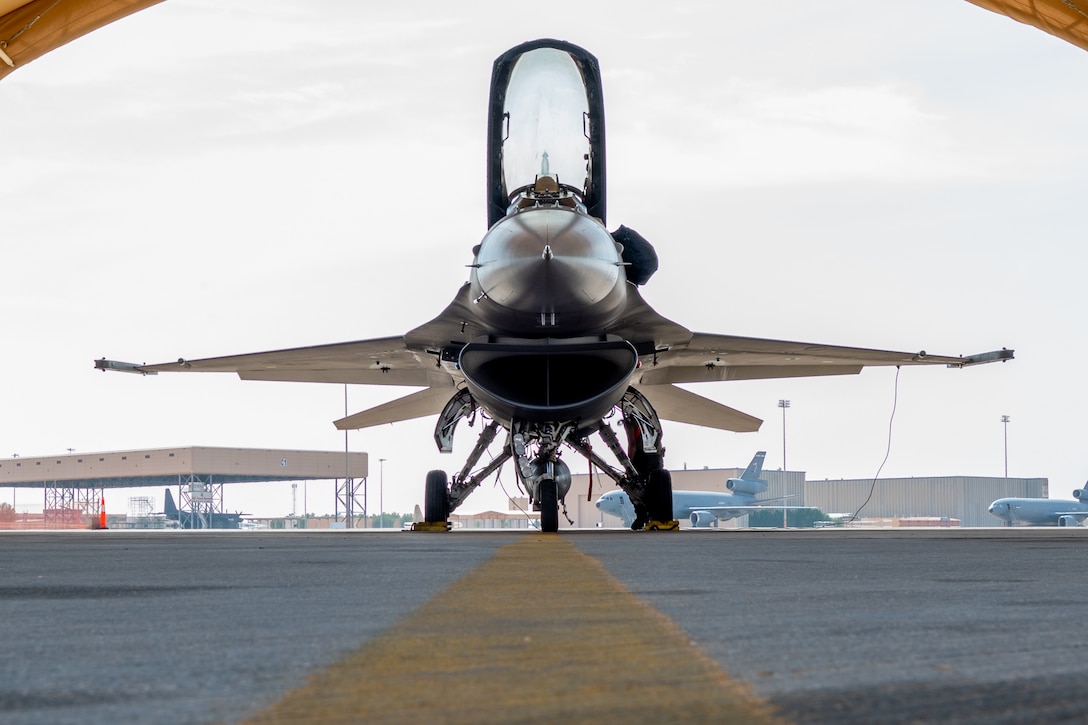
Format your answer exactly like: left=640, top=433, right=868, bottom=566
left=246, top=535, right=786, bottom=724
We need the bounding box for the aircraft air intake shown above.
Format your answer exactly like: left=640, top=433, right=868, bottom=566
left=690, top=511, right=717, bottom=527
left=458, top=337, right=637, bottom=423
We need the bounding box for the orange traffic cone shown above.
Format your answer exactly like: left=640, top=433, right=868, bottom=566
left=98, top=496, right=107, bottom=530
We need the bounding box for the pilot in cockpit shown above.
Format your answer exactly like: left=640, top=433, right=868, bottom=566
left=512, top=172, right=583, bottom=213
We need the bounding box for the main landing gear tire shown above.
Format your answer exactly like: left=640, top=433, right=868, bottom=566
left=646, top=468, right=674, bottom=525
left=424, top=470, right=450, bottom=523
left=538, top=478, right=559, bottom=533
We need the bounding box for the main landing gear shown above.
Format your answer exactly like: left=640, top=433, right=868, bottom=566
left=413, top=387, right=678, bottom=533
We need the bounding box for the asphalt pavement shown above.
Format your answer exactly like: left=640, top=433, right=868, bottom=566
left=1, top=528, right=1085, bottom=724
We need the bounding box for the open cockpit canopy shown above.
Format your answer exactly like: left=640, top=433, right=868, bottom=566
left=486, top=39, right=606, bottom=228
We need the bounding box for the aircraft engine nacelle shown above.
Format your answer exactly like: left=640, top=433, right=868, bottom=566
left=1073, top=488, right=1088, bottom=500
left=726, top=478, right=767, bottom=496
left=458, top=336, right=637, bottom=423
left=1058, top=515, right=1080, bottom=527
left=689, top=511, right=717, bottom=528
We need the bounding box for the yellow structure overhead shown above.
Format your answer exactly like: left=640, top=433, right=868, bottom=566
left=966, top=0, right=1088, bottom=52
left=0, top=0, right=163, bottom=80
left=0, top=1, right=1087, bottom=83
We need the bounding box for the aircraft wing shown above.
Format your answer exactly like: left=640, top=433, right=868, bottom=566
left=699, top=504, right=809, bottom=516
left=637, top=332, right=1013, bottom=385
left=97, top=336, right=455, bottom=388
left=629, top=331, right=1011, bottom=432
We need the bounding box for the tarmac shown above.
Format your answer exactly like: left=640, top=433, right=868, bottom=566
left=2, top=528, right=1087, bottom=724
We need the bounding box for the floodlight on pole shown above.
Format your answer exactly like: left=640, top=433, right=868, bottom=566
left=379, top=458, right=386, bottom=528
left=777, top=400, right=790, bottom=470
left=1001, top=415, right=1010, bottom=479
left=778, top=399, right=790, bottom=529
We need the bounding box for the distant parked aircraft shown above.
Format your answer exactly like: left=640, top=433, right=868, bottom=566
left=988, top=485, right=1088, bottom=526
left=596, top=451, right=801, bottom=528
left=164, top=488, right=247, bottom=529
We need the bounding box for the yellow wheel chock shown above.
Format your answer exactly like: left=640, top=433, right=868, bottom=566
left=410, top=521, right=452, bottom=532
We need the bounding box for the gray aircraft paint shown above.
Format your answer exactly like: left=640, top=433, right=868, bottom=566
left=988, top=486, right=1088, bottom=526
left=596, top=451, right=798, bottom=527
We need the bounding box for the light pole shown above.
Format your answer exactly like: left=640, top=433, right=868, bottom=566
left=379, top=458, right=386, bottom=528
left=778, top=399, right=790, bottom=529
left=778, top=400, right=790, bottom=470
left=1001, top=415, right=1010, bottom=479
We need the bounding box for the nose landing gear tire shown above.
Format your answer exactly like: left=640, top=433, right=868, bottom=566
left=539, top=478, right=559, bottom=533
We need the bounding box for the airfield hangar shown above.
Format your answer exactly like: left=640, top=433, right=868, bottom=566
left=565, top=468, right=1047, bottom=529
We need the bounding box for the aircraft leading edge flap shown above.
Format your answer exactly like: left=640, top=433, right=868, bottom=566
left=635, top=384, right=761, bottom=433
left=680, top=333, right=986, bottom=367
left=133, top=336, right=433, bottom=380
left=238, top=368, right=451, bottom=387
left=335, top=387, right=455, bottom=430
left=637, top=364, right=864, bottom=385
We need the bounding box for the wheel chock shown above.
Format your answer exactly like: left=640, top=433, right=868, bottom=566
left=644, top=520, right=680, bottom=531
left=410, top=521, right=452, bottom=532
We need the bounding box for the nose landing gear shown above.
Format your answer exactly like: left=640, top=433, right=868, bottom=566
left=414, top=386, right=677, bottom=533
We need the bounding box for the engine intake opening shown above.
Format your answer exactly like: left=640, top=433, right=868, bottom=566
left=459, top=338, right=637, bottom=423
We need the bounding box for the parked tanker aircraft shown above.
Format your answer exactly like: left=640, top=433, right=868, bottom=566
left=97, top=39, right=1012, bottom=532
left=988, top=485, right=1088, bottom=526
left=596, top=451, right=803, bottom=528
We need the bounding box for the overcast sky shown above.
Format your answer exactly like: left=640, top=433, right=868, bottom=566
left=3, top=1, right=1087, bottom=519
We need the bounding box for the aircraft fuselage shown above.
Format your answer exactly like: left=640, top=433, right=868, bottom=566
left=470, top=206, right=627, bottom=336
left=988, top=495, right=1088, bottom=526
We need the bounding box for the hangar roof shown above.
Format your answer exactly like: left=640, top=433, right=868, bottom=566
left=0, top=1, right=1085, bottom=85
left=0, top=447, right=368, bottom=488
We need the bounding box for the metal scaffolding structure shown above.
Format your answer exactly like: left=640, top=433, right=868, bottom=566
left=42, top=481, right=103, bottom=527
left=129, top=496, right=154, bottom=518
left=336, top=477, right=366, bottom=528
left=177, top=474, right=224, bottom=529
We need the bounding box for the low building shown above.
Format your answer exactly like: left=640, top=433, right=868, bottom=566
left=805, top=476, right=1047, bottom=528
left=565, top=467, right=1046, bottom=529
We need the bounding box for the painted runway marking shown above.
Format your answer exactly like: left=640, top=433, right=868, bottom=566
left=246, top=535, right=785, bottom=724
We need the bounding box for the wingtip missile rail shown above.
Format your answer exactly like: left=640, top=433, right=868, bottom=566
left=946, top=348, right=1015, bottom=368
left=95, top=358, right=157, bottom=376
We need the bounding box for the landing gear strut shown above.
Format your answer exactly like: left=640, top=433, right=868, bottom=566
left=414, top=386, right=676, bottom=533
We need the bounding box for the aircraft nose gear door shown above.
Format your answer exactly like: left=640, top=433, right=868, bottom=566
left=513, top=424, right=573, bottom=533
